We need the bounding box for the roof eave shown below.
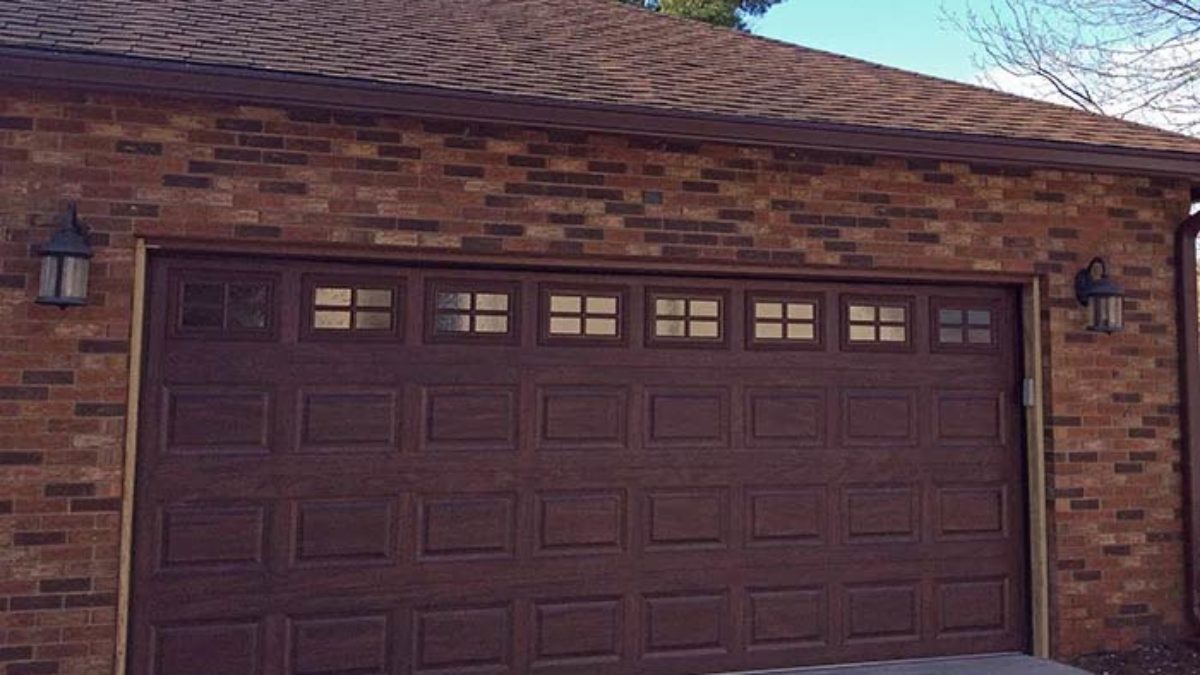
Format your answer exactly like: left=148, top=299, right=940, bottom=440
left=4, top=46, right=1200, bottom=179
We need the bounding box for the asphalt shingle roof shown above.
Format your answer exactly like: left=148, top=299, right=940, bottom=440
left=3, top=0, right=1200, bottom=155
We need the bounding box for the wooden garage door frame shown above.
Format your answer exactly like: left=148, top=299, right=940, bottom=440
left=111, top=237, right=1051, bottom=674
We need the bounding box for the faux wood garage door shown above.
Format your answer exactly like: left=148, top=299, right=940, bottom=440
left=130, top=254, right=1028, bottom=675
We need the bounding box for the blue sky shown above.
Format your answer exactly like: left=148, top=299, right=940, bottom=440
left=753, top=1, right=987, bottom=85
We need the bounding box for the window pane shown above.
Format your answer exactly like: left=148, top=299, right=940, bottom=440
left=656, top=319, right=686, bottom=337
left=939, top=308, right=963, bottom=325
left=228, top=284, right=268, bottom=329
left=690, top=300, right=720, bottom=317
left=879, top=306, right=906, bottom=323
left=787, top=323, right=815, bottom=340
left=355, top=289, right=392, bottom=308
left=550, top=294, right=582, bottom=313
left=585, top=317, right=618, bottom=336
left=354, top=310, right=391, bottom=330
left=967, top=310, right=992, bottom=326
left=181, top=304, right=223, bottom=329
left=879, top=325, right=906, bottom=342
left=656, top=298, right=686, bottom=316
left=314, top=310, right=352, bottom=330
left=475, top=293, right=509, bottom=311
left=968, top=328, right=992, bottom=344
left=787, top=302, right=814, bottom=320
left=437, top=292, right=470, bottom=310
left=690, top=319, right=720, bottom=338
left=939, top=327, right=963, bottom=343
left=849, top=324, right=876, bottom=342
left=755, top=322, right=784, bottom=339
left=315, top=287, right=353, bottom=307
left=848, top=305, right=876, bottom=322
left=474, top=315, right=509, bottom=333
left=549, top=316, right=582, bottom=335
left=586, top=296, right=618, bottom=315
left=755, top=302, right=783, bottom=319
left=183, top=282, right=223, bottom=306
left=435, top=314, right=470, bottom=333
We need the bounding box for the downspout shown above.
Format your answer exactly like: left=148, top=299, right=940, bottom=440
left=1177, top=193, right=1200, bottom=628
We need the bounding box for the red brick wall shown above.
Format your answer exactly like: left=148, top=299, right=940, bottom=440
left=0, top=85, right=1191, bottom=674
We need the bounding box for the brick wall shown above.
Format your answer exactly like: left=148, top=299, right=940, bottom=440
left=0, top=85, right=1191, bottom=674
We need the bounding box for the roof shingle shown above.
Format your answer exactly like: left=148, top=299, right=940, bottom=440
left=3, top=0, right=1200, bottom=155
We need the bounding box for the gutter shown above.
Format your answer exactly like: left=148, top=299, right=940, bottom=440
left=2, top=46, right=1200, bottom=178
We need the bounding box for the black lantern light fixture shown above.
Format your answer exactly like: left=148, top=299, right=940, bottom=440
left=36, top=203, right=92, bottom=309
left=1074, top=256, right=1124, bottom=334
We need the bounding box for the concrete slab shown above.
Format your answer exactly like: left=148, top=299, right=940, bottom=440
left=737, top=654, right=1089, bottom=675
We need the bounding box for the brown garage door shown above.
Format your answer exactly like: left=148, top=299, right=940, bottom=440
left=130, top=254, right=1028, bottom=675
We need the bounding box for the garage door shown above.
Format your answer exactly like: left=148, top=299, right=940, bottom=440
left=130, top=254, right=1028, bottom=675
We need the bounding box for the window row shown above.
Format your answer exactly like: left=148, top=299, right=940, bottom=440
left=175, top=276, right=998, bottom=351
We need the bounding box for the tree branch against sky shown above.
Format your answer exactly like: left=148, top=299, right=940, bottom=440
left=956, top=0, right=1200, bottom=134
left=620, top=0, right=784, bottom=30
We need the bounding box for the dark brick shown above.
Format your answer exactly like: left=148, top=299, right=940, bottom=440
left=507, top=155, right=546, bottom=168
left=0, top=647, right=33, bottom=662
left=6, top=661, right=59, bottom=675
left=78, top=339, right=128, bottom=354
left=0, top=274, right=24, bottom=289
left=263, top=152, right=307, bottom=166
left=378, top=145, right=421, bottom=159
left=64, top=592, right=116, bottom=608
left=0, top=116, right=34, bottom=130
left=234, top=225, right=282, bottom=239
left=445, top=165, right=485, bottom=178
left=681, top=181, right=718, bottom=193
left=215, top=118, right=263, bottom=132
left=109, top=203, right=159, bottom=218
left=355, top=158, right=399, bottom=172
left=13, top=532, right=65, bottom=546
left=484, top=223, right=524, bottom=237
left=115, top=140, right=162, bottom=155
left=907, top=232, right=940, bottom=243
left=38, top=578, right=90, bottom=593
left=44, top=483, right=94, bottom=498
left=74, top=403, right=125, bottom=417
left=259, top=181, right=307, bottom=195
left=0, top=453, right=42, bottom=466
left=163, top=174, right=210, bottom=189
left=1070, top=499, right=1100, bottom=511
left=239, top=134, right=285, bottom=149
left=0, top=387, right=48, bottom=401
left=69, top=498, right=122, bottom=513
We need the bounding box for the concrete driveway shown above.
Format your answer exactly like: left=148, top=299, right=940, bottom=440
left=740, top=654, right=1089, bottom=674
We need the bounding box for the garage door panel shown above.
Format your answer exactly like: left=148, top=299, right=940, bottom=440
left=133, top=257, right=1026, bottom=674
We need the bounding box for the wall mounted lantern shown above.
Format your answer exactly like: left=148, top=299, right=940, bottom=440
left=1074, top=256, right=1124, bottom=333
left=35, top=203, right=92, bottom=309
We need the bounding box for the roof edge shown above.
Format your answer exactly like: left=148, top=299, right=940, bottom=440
left=4, top=46, right=1200, bottom=179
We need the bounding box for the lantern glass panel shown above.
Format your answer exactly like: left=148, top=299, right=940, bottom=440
left=38, top=254, right=61, bottom=299
left=59, top=255, right=89, bottom=303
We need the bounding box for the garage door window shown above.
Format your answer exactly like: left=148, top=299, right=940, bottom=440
left=648, top=291, right=726, bottom=346
left=543, top=288, right=623, bottom=342
left=427, top=281, right=519, bottom=343
left=749, top=294, right=821, bottom=348
left=843, top=296, right=913, bottom=351
left=173, top=272, right=276, bottom=339
left=312, top=286, right=395, bottom=331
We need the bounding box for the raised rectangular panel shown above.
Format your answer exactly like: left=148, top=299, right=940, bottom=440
left=158, top=504, right=265, bottom=571
left=745, top=587, right=827, bottom=650
left=936, top=577, right=1009, bottom=636
left=645, top=489, right=728, bottom=551
left=289, top=614, right=389, bottom=675
left=294, top=499, right=395, bottom=565
left=153, top=621, right=261, bottom=675
left=934, top=390, right=1005, bottom=445
left=642, top=592, right=729, bottom=657
left=745, top=388, right=825, bottom=448
left=841, top=388, right=918, bottom=447
left=532, top=597, right=623, bottom=667
left=418, top=494, right=515, bottom=560
left=844, top=584, right=920, bottom=644
left=422, top=386, right=517, bottom=452
left=414, top=605, right=511, bottom=673
left=538, top=386, right=628, bottom=451
left=165, top=388, right=270, bottom=454
left=936, top=485, right=1007, bottom=540
left=645, top=387, right=729, bottom=449
left=746, top=488, right=824, bottom=546
left=299, top=390, right=397, bottom=452
left=535, top=491, right=624, bottom=555
left=843, top=486, right=919, bottom=543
